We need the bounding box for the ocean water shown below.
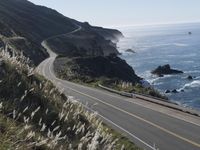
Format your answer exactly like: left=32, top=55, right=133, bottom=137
left=117, top=23, right=200, bottom=110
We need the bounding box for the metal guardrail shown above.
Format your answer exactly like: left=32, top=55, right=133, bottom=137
left=98, top=84, right=133, bottom=97
left=98, top=84, right=200, bottom=117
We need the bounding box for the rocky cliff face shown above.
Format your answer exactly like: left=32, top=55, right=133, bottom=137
left=0, top=0, right=123, bottom=65
left=54, top=56, right=141, bottom=84
left=79, top=22, right=123, bottom=42
left=47, top=29, right=120, bottom=57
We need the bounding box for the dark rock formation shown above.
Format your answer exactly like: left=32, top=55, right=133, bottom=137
left=158, top=74, right=164, bottom=77
left=165, top=90, right=171, bottom=93
left=125, top=49, right=136, bottom=53
left=0, top=60, right=6, bottom=79
left=54, top=56, right=142, bottom=84
left=47, top=29, right=120, bottom=57
left=151, top=64, right=183, bottom=76
left=172, top=89, right=178, bottom=93
left=187, top=75, right=193, bottom=80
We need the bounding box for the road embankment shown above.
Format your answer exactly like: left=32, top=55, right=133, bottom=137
left=98, top=84, right=200, bottom=117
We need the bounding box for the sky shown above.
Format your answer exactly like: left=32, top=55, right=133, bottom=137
left=29, top=0, right=200, bottom=27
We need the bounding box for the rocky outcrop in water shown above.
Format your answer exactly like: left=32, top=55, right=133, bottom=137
left=165, top=90, right=171, bottom=93
left=151, top=64, right=183, bottom=77
left=125, top=49, right=136, bottom=53
left=187, top=75, right=193, bottom=80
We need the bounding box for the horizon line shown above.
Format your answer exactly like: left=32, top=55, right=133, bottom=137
left=105, top=21, right=200, bottom=29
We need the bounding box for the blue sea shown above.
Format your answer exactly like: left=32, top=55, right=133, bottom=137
left=117, top=23, right=200, bottom=110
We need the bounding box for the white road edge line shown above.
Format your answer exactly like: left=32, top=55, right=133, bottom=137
left=47, top=57, right=200, bottom=128
left=83, top=104, right=157, bottom=150
left=45, top=57, right=156, bottom=150
left=47, top=58, right=200, bottom=149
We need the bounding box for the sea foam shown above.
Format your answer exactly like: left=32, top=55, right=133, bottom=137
left=173, top=43, right=189, bottom=47
left=182, top=80, right=200, bottom=90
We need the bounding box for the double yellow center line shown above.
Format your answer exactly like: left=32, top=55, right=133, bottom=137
left=45, top=56, right=200, bottom=148
left=63, top=85, right=200, bottom=148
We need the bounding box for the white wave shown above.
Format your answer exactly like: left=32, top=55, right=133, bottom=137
left=146, top=74, right=176, bottom=85
left=119, top=42, right=189, bottom=53
left=141, top=43, right=189, bottom=49
left=141, top=70, right=152, bottom=77
left=195, top=76, right=200, bottom=79
left=173, top=43, right=189, bottom=47
left=180, top=80, right=200, bottom=90
left=182, top=60, right=194, bottom=64
left=146, top=77, right=162, bottom=85
left=163, top=74, right=175, bottom=78
left=167, top=54, right=177, bottom=57
left=182, top=53, right=197, bottom=58
left=153, top=82, right=164, bottom=86
left=184, top=70, right=200, bottom=74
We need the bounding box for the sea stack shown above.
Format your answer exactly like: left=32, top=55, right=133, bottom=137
left=151, top=64, right=183, bottom=77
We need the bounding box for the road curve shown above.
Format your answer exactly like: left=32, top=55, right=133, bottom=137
left=36, top=26, right=200, bottom=150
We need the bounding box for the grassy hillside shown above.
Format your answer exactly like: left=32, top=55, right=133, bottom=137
left=0, top=49, right=140, bottom=149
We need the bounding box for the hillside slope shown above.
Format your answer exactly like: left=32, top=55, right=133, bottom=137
left=0, top=49, right=139, bottom=150
left=0, top=0, right=123, bottom=65
left=54, top=56, right=141, bottom=84
left=46, top=29, right=120, bottom=57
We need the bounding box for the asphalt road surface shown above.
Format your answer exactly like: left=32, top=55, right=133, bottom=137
left=36, top=27, right=200, bottom=150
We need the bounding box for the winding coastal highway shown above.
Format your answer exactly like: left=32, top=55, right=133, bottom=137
left=36, top=26, right=200, bottom=150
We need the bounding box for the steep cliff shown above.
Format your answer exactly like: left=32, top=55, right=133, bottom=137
left=46, top=29, right=120, bottom=57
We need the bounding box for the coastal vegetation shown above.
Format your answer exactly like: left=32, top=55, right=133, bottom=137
left=54, top=56, right=167, bottom=100
left=0, top=49, right=140, bottom=149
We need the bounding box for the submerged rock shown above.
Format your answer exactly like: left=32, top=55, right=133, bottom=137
left=172, top=89, right=178, bottom=93
left=187, top=75, right=193, bottom=80
left=151, top=64, right=183, bottom=76
left=125, top=49, right=136, bottom=53
left=165, top=90, right=171, bottom=93
left=158, top=74, right=164, bottom=77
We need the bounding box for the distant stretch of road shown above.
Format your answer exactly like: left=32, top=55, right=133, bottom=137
left=36, top=26, right=200, bottom=150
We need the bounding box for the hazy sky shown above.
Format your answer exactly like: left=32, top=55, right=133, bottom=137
left=29, top=0, right=200, bottom=27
